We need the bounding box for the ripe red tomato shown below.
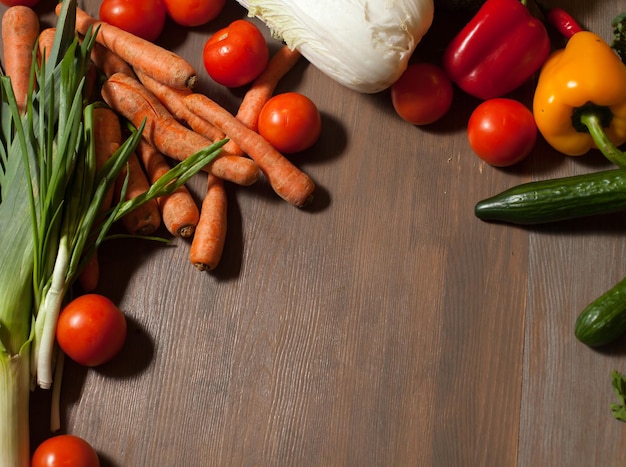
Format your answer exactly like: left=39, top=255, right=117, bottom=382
left=391, top=63, right=454, bottom=126
left=0, top=0, right=39, bottom=6
left=56, top=294, right=127, bottom=367
left=164, top=0, right=225, bottom=27
left=202, top=20, right=269, bottom=88
left=467, top=98, right=537, bottom=167
left=99, top=0, right=167, bottom=42
left=258, top=92, right=322, bottom=154
left=31, top=435, right=100, bottom=467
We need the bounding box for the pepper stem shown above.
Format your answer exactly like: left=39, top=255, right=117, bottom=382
left=580, top=112, right=626, bottom=168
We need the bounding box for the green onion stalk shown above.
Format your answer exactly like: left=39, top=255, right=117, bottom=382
left=0, top=1, right=225, bottom=465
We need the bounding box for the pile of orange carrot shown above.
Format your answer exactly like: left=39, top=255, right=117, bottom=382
left=2, top=4, right=316, bottom=284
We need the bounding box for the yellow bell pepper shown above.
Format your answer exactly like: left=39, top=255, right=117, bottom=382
left=533, top=31, right=626, bottom=159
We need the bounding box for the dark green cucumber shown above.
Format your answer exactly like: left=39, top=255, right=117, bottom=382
left=475, top=168, right=626, bottom=224
left=575, top=275, right=626, bottom=346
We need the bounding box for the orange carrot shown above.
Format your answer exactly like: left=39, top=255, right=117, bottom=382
left=184, top=93, right=316, bottom=207
left=78, top=107, right=123, bottom=291
left=190, top=174, right=227, bottom=271
left=89, top=41, right=135, bottom=78
left=37, top=27, right=56, bottom=63
left=100, top=72, right=260, bottom=186
left=2, top=6, right=39, bottom=113
left=236, top=46, right=302, bottom=132
left=134, top=69, right=225, bottom=142
left=115, top=151, right=162, bottom=235
left=57, top=4, right=197, bottom=90
left=136, top=138, right=200, bottom=237
left=93, top=107, right=123, bottom=208
left=78, top=254, right=100, bottom=292
left=93, top=107, right=123, bottom=162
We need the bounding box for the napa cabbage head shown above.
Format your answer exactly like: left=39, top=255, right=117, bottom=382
left=237, top=0, right=435, bottom=93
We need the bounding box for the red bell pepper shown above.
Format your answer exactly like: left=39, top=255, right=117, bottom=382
left=442, top=0, right=551, bottom=100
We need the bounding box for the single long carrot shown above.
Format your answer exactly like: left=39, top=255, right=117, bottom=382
left=134, top=69, right=225, bottom=142
left=93, top=107, right=123, bottom=208
left=37, top=27, right=56, bottom=62
left=136, top=138, right=200, bottom=237
left=236, top=46, right=302, bottom=132
left=2, top=6, right=40, bottom=114
left=100, top=72, right=260, bottom=186
left=190, top=174, right=227, bottom=271
left=115, top=151, right=162, bottom=235
left=184, top=93, right=316, bottom=207
left=78, top=255, right=100, bottom=292
left=89, top=40, right=135, bottom=78
left=56, top=4, right=197, bottom=90
left=78, top=107, right=123, bottom=291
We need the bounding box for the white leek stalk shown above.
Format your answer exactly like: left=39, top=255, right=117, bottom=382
left=0, top=188, right=33, bottom=466
left=237, top=0, right=434, bottom=93
left=0, top=353, right=30, bottom=467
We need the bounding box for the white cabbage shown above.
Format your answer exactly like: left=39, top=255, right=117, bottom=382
left=236, top=0, right=434, bottom=93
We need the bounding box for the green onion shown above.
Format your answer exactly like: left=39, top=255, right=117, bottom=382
left=0, top=1, right=224, bottom=464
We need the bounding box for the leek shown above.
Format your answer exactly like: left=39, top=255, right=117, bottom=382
left=0, top=2, right=225, bottom=465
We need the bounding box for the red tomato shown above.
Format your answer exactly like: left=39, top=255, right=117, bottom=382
left=391, top=63, right=454, bottom=126
left=56, top=294, right=127, bottom=367
left=32, top=435, right=100, bottom=467
left=99, top=0, right=167, bottom=42
left=0, top=0, right=39, bottom=5
left=258, top=92, right=322, bottom=154
left=202, top=20, right=269, bottom=88
left=467, top=98, right=537, bottom=167
left=164, top=0, right=225, bottom=27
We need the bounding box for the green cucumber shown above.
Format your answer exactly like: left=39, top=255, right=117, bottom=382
left=575, top=276, right=626, bottom=346
left=474, top=168, right=626, bottom=224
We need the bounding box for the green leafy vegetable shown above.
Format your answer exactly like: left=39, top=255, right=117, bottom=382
left=610, top=370, right=626, bottom=422
left=611, top=13, right=626, bottom=64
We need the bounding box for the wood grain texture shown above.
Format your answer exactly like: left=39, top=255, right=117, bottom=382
left=7, top=0, right=626, bottom=466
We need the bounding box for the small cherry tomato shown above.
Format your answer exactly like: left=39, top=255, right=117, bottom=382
left=56, top=294, right=127, bottom=367
left=202, top=20, right=269, bottom=88
left=467, top=98, right=537, bottom=167
left=0, top=0, right=39, bottom=6
left=31, top=435, right=100, bottom=467
left=164, top=0, right=225, bottom=27
left=258, top=92, right=322, bottom=154
left=99, top=0, right=167, bottom=42
left=391, top=63, right=454, bottom=126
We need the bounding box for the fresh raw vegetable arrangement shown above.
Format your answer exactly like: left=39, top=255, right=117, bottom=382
left=465, top=1, right=626, bottom=423
left=2, top=0, right=626, bottom=464
left=474, top=17, right=626, bottom=351
left=0, top=0, right=237, bottom=464
left=0, top=0, right=321, bottom=464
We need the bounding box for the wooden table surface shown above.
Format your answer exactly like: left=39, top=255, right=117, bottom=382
left=4, top=0, right=626, bottom=465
